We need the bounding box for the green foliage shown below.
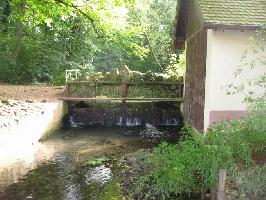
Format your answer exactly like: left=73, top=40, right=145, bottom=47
left=76, top=66, right=183, bottom=82
left=128, top=0, right=181, bottom=71
left=82, top=156, right=109, bottom=167
left=138, top=133, right=236, bottom=197
left=1, top=99, right=11, bottom=105
left=102, top=179, right=124, bottom=200
left=137, top=98, right=266, bottom=198
left=206, top=121, right=252, bottom=164
left=165, top=53, right=186, bottom=79
left=230, top=165, right=266, bottom=199
left=0, top=0, right=182, bottom=84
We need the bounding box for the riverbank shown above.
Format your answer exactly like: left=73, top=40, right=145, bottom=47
left=0, top=84, right=65, bottom=133
left=0, top=84, right=66, bottom=163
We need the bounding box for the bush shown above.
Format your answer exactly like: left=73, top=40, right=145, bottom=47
left=230, top=165, right=266, bottom=199
left=137, top=130, right=237, bottom=198
left=137, top=97, right=266, bottom=198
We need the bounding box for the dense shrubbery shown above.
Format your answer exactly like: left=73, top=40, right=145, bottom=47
left=137, top=97, right=266, bottom=199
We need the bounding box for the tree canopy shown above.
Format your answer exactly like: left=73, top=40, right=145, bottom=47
left=0, top=0, right=182, bottom=84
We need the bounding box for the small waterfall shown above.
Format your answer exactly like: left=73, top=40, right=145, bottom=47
left=145, top=123, right=154, bottom=129
left=126, top=118, right=133, bottom=126
left=161, top=118, right=180, bottom=126
left=133, top=117, right=141, bottom=126
left=69, top=115, right=84, bottom=128
left=172, top=118, right=179, bottom=125
left=69, top=115, right=77, bottom=128
left=125, top=117, right=141, bottom=127
left=166, top=118, right=172, bottom=125
left=68, top=107, right=181, bottom=127
left=116, top=116, right=123, bottom=126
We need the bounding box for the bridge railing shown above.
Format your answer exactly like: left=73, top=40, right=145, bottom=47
left=66, top=80, right=183, bottom=100
left=65, top=69, right=80, bottom=82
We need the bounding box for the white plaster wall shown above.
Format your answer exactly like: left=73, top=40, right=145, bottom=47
left=204, top=29, right=265, bottom=130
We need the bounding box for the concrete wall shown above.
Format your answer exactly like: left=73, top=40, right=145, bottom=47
left=204, top=29, right=265, bottom=130
left=0, top=101, right=67, bottom=148
left=42, top=101, right=67, bottom=137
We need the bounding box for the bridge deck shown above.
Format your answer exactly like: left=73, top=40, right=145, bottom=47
left=59, top=97, right=183, bottom=102
left=62, top=80, right=184, bottom=102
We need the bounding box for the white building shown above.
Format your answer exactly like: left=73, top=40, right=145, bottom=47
left=174, top=0, right=266, bottom=132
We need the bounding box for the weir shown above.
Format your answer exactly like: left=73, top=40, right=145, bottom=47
left=60, top=77, right=184, bottom=128
left=59, top=71, right=184, bottom=128
left=67, top=102, right=182, bottom=127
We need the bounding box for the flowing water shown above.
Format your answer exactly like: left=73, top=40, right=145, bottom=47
left=0, top=126, right=180, bottom=200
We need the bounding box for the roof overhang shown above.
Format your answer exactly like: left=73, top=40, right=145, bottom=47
left=203, top=23, right=262, bottom=31
left=173, top=0, right=191, bottom=50
left=173, top=0, right=264, bottom=50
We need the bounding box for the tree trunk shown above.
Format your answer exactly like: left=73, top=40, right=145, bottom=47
left=1, top=0, right=11, bottom=33
left=11, top=1, right=25, bottom=64
left=200, top=187, right=206, bottom=200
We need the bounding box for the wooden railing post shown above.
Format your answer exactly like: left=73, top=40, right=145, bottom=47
left=66, top=82, right=69, bottom=96
left=217, top=169, right=226, bottom=200
left=120, top=82, right=128, bottom=97
left=94, top=81, right=97, bottom=97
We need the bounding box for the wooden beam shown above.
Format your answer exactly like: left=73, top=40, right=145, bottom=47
left=67, top=81, right=183, bottom=85
left=58, top=97, right=184, bottom=102
left=204, top=23, right=262, bottom=31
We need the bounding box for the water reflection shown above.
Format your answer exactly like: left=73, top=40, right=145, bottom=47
left=85, top=165, right=112, bottom=185
left=0, top=142, right=58, bottom=189
left=0, top=126, right=180, bottom=199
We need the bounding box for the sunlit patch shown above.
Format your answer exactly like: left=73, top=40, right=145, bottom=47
left=85, top=165, right=112, bottom=185
left=64, top=183, right=80, bottom=200
left=0, top=102, right=64, bottom=188
left=0, top=142, right=56, bottom=189
left=0, top=102, right=64, bottom=161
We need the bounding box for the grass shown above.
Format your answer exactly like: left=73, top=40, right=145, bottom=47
left=102, top=179, right=124, bottom=200
left=1, top=99, right=11, bottom=105
left=82, top=156, right=109, bottom=167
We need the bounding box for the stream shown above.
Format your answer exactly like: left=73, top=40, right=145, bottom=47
left=0, top=126, right=180, bottom=200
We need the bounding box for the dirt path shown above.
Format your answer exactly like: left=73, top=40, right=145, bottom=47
left=0, top=84, right=65, bottom=102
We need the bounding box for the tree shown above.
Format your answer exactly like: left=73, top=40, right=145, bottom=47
left=0, top=0, right=181, bottom=84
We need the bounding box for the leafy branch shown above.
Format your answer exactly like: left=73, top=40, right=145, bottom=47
left=53, top=0, right=102, bottom=38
